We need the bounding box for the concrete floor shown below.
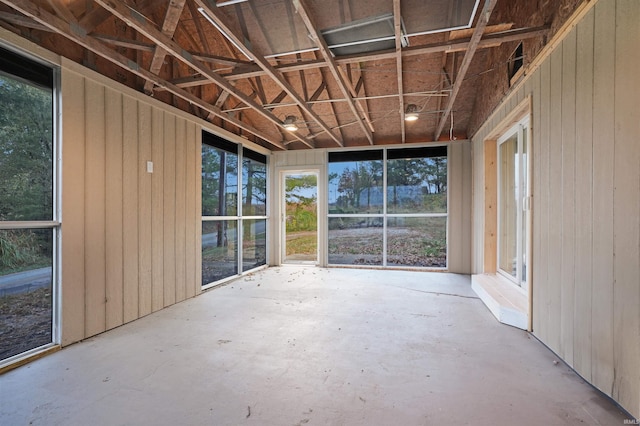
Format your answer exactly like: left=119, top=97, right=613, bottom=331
left=0, top=267, right=630, bottom=426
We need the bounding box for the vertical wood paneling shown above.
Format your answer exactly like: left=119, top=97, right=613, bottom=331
left=573, top=8, right=594, bottom=380
left=530, top=68, right=542, bottom=334
left=61, top=71, right=85, bottom=345
left=185, top=122, right=197, bottom=299
left=482, top=140, right=496, bottom=274
left=591, top=0, right=615, bottom=395
left=461, top=140, right=472, bottom=273
left=163, top=114, right=176, bottom=307
left=471, top=0, right=639, bottom=417
left=471, top=139, right=483, bottom=273
left=546, top=46, right=563, bottom=354
left=138, top=103, right=153, bottom=317
left=105, top=88, right=124, bottom=330
left=537, top=60, right=552, bottom=341
left=448, top=144, right=463, bottom=272
left=57, top=62, right=201, bottom=345
left=560, top=29, right=577, bottom=364
left=613, top=0, right=640, bottom=413
left=151, top=108, right=165, bottom=312
left=84, top=80, right=107, bottom=337
left=175, top=119, right=187, bottom=303
left=195, top=130, right=203, bottom=293
left=122, top=95, right=139, bottom=323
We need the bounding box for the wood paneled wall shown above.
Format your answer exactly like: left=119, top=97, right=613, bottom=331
left=61, top=60, right=201, bottom=346
left=471, top=0, right=640, bottom=417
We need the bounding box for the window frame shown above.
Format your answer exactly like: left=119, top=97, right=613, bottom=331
left=0, top=43, right=61, bottom=365
left=496, top=116, right=530, bottom=291
left=201, top=131, right=268, bottom=288
left=327, top=145, right=449, bottom=269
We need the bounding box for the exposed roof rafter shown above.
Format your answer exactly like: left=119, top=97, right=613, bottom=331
left=142, top=0, right=187, bottom=95
left=161, top=25, right=550, bottom=90
left=434, top=0, right=499, bottom=141
left=0, top=0, right=286, bottom=150
left=194, top=0, right=343, bottom=147
left=95, top=0, right=315, bottom=148
left=293, top=0, right=373, bottom=145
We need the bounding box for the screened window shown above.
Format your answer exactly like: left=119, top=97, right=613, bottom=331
left=328, top=147, right=447, bottom=268
left=0, top=46, right=57, bottom=363
left=201, top=133, right=267, bottom=286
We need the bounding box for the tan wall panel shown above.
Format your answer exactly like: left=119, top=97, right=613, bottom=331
left=536, top=59, right=551, bottom=344
left=138, top=103, right=153, bottom=317
left=60, top=70, right=86, bottom=345
left=448, top=142, right=472, bottom=273
left=573, top=8, right=594, bottom=379
left=57, top=61, right=201, bottom=345
left=185, top=122, right=198, bottom=299
left=151, top=108, right=165, bottom=312
left=612, top=0, right=640, bottom=412
left=105, top=88, right=124, bottom=330
left=163, top=114, right=177, bottom=308
left=560, top=29, right=577, bottom=364
left=591, top=0, right=615, bottom=396
left=546, top=46, right=563, bottom=355
left=122, top=95, right=140, bottom=323
left=195, top=130, right=203, bottom=294
left=83, top=79, right=107, bottom=338
left=175, top=118, right=187, bottom=303
left=470, top=0, right=640, bottom=417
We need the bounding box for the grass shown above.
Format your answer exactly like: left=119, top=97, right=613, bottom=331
left=286, top=233, right=317, bottom=256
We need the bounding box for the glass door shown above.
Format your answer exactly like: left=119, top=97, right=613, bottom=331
left=282, top=172, right=318, bottom=264
left=497, top=118, right=529, bottom=291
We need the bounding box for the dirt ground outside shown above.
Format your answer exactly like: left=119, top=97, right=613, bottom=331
left=0, top=287, right=52, bottom=360
left=329, top=226, right=446, bottom=267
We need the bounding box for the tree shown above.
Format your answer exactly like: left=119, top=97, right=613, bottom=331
left=0, top=77, right=53, bottom=222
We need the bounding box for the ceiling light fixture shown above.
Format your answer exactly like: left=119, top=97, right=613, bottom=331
left=405, top=104, right=419, bottom=121
left=283, top=116, right=299, bottom=132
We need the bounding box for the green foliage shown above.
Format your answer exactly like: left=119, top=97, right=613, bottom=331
left=0, top=76, right=53, bottom=221
left=286, top=234, right=317, bottom=256
left=201, top=147, right=239, bottom=216
left=285, top=174, right=317, bottom=205
left=0, top=231, right=49, bottom=274
left=286, top=203, right=317, bottom=232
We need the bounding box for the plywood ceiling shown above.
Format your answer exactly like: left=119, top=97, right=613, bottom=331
left=0, top=0, right=553, bottom=150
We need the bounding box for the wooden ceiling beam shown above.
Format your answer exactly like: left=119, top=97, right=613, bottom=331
left=224, top=89, right=448, bottom=113
left=393, top=0, right=405, bottom=143
left=0, top=0, right=286, bottom=150
left=309, top=81, right=326, bottom=103
left=0, top=10, right=49, bottom=30
left=185, top=0, right=210, bottom=52
left=78, top=7, right=112, bottom=32
left=95, top=0, right=313, bottom=148
left=434, top=0, right=499, bottom=141
left=293, top=0, right=373, bottom=144
left=194, top=0, right=341, bottom=147
left=46, top=0, right=77, bottom=24
left=163, top=25, right=550, bottom=90
left=94, top=34, right=247, bottom=66
left=142, top=0, right=186, bottom=94
left=337, top=64, right=374, bottom=133
left=94, top=33, right=155, bottom=51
